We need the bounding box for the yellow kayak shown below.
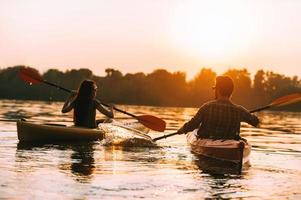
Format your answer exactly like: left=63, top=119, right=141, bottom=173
left=17, top=120, right=149, bottom=143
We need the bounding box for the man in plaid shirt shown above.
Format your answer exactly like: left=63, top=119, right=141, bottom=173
left=177, top=76, right=259, bottom=140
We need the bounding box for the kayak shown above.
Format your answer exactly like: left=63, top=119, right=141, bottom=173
left=187, top=131, right=251, bottom=168
left=17, top=120, right=149, bottom=143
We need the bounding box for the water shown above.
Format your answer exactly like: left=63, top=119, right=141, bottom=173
left=0, top=100, right=300, bottom=199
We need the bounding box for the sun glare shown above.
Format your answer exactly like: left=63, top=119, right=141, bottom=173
left=170, top=1, right=257, bottom=61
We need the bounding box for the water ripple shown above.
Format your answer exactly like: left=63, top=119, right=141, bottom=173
left=0, top=100, right=300, bottom=199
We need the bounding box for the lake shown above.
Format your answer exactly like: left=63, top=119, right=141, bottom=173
left=0, top=100, right=300, bottom=199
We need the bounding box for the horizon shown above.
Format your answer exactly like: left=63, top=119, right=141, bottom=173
left=1, top=65, right=300, bottom=82
left=1, top=0, right=301, bottom=79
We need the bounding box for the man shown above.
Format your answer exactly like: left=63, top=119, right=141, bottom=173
left=177, top=76, right=259, bottom=139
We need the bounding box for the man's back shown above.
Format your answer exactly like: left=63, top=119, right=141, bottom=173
left=180, top=99, right=259, bottom=139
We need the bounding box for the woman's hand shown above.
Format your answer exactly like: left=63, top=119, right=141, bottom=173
left=66, top=90, right=77, bottom=101
left=108, top=104, right=114, bottom=110
left=95, top=101, right=115, bottom=118
left=177, top=127, right=186, bottom=135
left=108, top=104, right=115, bottom=118
left=61, top=90, right=77, bottom=113
left=70, top=90, right=77, bottom=98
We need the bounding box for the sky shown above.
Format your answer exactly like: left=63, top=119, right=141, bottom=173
left=1, top=0, right=301, bottom=79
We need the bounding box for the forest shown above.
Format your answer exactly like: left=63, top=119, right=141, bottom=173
left=0, top=66, right=300, bottom=111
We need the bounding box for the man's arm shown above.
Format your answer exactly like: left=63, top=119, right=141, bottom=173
left=177, top=106, right=206, bottom=134
left=239, top=106, right=259, bottom=127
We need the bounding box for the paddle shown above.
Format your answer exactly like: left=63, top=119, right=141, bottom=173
left=153, top=93, right=301, bottom=141
left=249, top=93, right=301, bottom=113
left=19, top=67, right=166, bottom=132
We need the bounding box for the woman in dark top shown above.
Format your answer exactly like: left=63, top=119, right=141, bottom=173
left=61, top=80, right=114, bottom=128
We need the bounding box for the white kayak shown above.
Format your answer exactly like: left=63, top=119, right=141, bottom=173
left=187, top=131, right=251, bottom=165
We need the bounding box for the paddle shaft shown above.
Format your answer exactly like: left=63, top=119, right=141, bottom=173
left=249, top=105, right=271, bottom=113
left=153, top=132, right=178, bottom=141
left=42, top=80, right=138, bottom=119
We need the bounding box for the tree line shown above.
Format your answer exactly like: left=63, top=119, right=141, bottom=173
left=0, top=66, right=300, bottom=111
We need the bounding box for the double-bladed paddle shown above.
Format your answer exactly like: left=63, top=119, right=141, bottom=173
left=19, top=67, right=166, bottom=132
left=249, top=93, right=301, bottom=113
left=153, top=93, right=301, bottom=141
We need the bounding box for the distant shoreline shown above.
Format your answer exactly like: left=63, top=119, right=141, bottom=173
left=0, top=66, right=300, bottom=112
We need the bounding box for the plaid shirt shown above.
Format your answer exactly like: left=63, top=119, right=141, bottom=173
left=180, top=99, right=259, bottom=139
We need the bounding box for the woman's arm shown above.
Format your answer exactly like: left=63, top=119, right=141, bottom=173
left=95, top=100, right=114, bottom=118
left=61, top=91, right=77, bottom=113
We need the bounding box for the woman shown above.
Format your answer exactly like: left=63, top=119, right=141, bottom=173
left=62, top=80, right=114, bottom=128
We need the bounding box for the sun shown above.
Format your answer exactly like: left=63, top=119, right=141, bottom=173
left=169, top=1, right=257, bottom=61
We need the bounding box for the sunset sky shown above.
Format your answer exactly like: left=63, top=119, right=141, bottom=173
left=1, top=0, right=301, bottom=79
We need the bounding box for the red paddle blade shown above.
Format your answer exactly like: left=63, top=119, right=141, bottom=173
left=271, top=93, right=301, bottom=107
left=19, top=68, right=43, bottom=85
left=137, top=115, right=166, bottom=132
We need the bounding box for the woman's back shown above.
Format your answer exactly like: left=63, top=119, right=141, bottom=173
left=73, top=99, right=97, bottom=128
left=61, top=79, right=114, bottom=129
